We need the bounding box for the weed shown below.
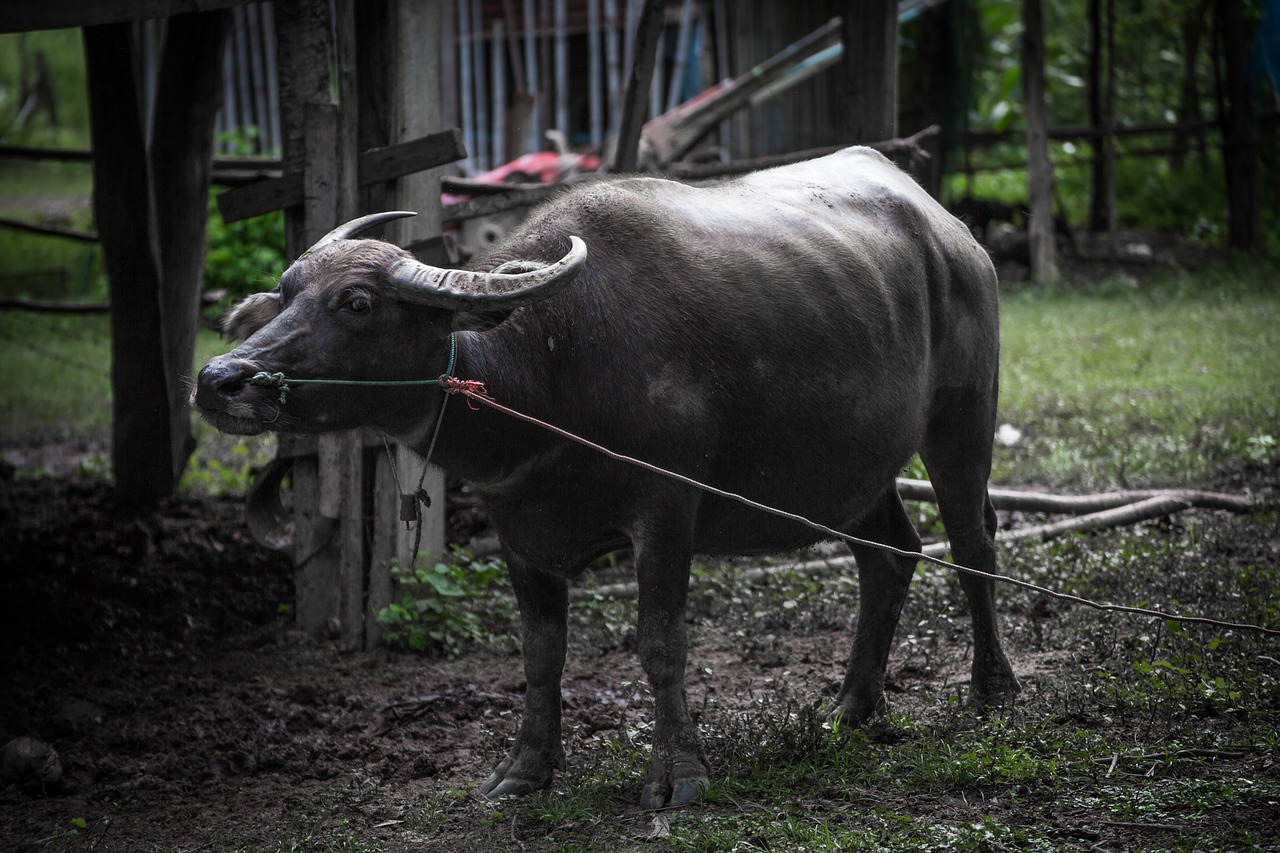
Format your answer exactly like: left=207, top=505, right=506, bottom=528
left=180, top=435, right=276, bottom=497
left=376, top=547, right=517, bottom=655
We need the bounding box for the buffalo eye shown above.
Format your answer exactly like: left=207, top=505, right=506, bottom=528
left=340, top=292, right=373, bottom=314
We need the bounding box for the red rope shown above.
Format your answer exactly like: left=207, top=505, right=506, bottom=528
left=441, top=376, right=490, bottom=410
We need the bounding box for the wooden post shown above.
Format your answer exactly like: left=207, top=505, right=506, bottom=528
left=834, top=0, right=898, bottom=144
left=359, top=0, right=449, bottom=648
left=276, top=0, right=331, bottom=258
left=83, top=22, right=174, bottom=506
left=612, top=0, right=664, bottom=171
left=230, top=0, right=454, bottom=648
left=278, top=0, right=341, bottom=635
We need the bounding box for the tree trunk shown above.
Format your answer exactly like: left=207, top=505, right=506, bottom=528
left=83, top=23, right=174, bottom=506
left=1216, top=0, right=1261, bottom=252
left=152, top=11, right=232, bottom=483
left=1173, top=0, right=1209, bottom=172
left=918, top=0, right=975, bottom=198
left=1086, top=0, right=1115, bottom=236
left=833, top=0, right=898, bottom=144
left=1022, top=0, right=1057, bottom=284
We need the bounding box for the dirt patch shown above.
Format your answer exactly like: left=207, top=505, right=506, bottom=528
left=1, top=471, right=1276, bottom=850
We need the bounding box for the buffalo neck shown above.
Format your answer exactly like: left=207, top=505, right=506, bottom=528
left=399, top=329, right=561, bottom=491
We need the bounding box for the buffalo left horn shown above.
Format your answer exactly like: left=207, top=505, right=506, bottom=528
left=302, top=210, right=417, bottom=257
left=387, top=235, right=588, bottom=311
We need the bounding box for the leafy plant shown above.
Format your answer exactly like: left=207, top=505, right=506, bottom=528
left=204, top=187, right=287, bottom=312
left=180, top=437, right=275, bottom=497
left=376, top=547, right=516, bottom=655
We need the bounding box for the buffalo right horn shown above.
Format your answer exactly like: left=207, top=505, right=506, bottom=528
left=387, top=235, right=588, bottom=311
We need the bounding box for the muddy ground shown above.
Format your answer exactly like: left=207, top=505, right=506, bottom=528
left=0, top=467, right=1277, bottom=851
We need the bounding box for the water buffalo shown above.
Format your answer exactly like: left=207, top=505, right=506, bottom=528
left=194, top=146, right=1020, bottom=809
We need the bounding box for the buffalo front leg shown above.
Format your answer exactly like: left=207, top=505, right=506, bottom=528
left=833, top=489, right=921, bottom=724
left=632, top=509, right=707, bottom=809
left=480, top=551, right=568, bottom=799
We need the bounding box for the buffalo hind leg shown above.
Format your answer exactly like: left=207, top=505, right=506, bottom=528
left=921, top=416, right=1021, bottom=709
left=480, top=551, right=568, bottom=798
left=833, top=488, right=922, bottom=724
left=632, top=500, right=708, bottom=810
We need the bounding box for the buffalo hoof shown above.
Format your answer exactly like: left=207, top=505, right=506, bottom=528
left=478, top=748, right=559, bottom=800
left=640, top=755, right=708, bottom=810
left=968, top=661, right=1022, bottom=712
left=830, top=690, right=887, bottom=727
left=480, top=773, right=545, bottom=800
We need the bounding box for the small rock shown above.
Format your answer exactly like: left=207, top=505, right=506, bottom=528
left=0, top=736, right=63, bottom=787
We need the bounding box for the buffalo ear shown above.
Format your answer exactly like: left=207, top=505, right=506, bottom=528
left=221, top=292, right=282, bottom=341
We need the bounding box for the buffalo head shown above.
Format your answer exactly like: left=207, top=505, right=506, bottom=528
left=193, top=211, right=586, bottom=436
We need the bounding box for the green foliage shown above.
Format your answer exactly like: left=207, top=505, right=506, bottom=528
left=376, top=548, right=516, bottom=655
left=204, top=190, right=287, bottom=309
left=179, top=437, right=276, bottom=497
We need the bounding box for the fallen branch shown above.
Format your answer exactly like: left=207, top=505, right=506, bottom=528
left=921, top=495, right=1192, bottom=559
left=896, top=478, right=1253, bottom=514
left=589, top=495, right=1204, bottom=599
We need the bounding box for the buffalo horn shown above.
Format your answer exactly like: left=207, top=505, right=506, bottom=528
left=303, top=210, right=417, bottom=256
left=387, top=235, right=588, bottom=311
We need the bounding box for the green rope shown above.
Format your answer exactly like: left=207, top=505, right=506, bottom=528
left=249, top=334, right=456, bottom=404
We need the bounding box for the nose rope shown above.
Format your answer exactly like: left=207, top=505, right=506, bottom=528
left=241, top=334, right=459, bottom=571
left=248, top=334, right=458, bottom=405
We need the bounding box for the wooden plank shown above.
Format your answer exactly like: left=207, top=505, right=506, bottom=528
left=0, top=0, right=253, bottom=33
left=361, top=129, right=467, bottom=185
left=216, top=130, right=466, bottom=223
left=442, top=184, right=563, bottom=223
left=291, top=456, right=339, bottom=635
left=215, top=172, right=302, bottom=223
left=302, top=101, right=339, bottom=242
left=84, top=22, right=175, bottom=504
left=0, top=216, right=98, bottom=243
left=317, top=432, right=343, bottom=520
left=336, top=434, right=367, bottom=652
left=396, top=444, right=446, bottom=568
left=405, top=234, right=459, bottom=267
left=835, top=0, right=898, bottom=144
left=333, top=0, right=366, bottom=653
left=367, top=449, right=400, bottom=649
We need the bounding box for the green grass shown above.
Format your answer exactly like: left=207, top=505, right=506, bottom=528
left=0, top=311, right=274, bottom=490
left=0, top=314, right=231, bottom=440
left=995, top=261, right=1280, bottom=487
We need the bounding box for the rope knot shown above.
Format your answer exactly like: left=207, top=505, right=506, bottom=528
left=249, top=371, right=286, bottom=388
left=441, top=376, right=490, bottom=409
left=249, top=371, right=290, bottom=404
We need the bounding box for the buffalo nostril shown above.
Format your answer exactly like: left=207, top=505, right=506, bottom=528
left=216, top=372, right=246, bottom=396
left=196, top=359, right=255, bottom=408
